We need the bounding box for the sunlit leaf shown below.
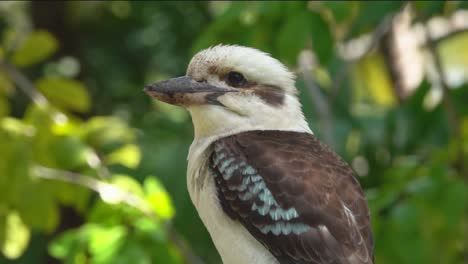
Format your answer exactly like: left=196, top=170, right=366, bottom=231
left=106, top=144, right=141, bottom=168
left=48, top=229, right=79, bottom=259
left=133, top=218, right=165, bottom=241
left=0, top=3, right=466, bottom=264
left=352, top=53, right=397, bottom=107
left=110, top=174, right=145, bottom=198
left=36, top=77, right=90, bottom=112
left=436, top=32, right=468, bottom=88
left=11, top=30, right=58, bottom=67
left=51, top=114, right=81, bottom=136
left=49, top=224, right=114, bottom=263
left=23, top=104, right=55, bottom=131
left=1, top=211, right=30, bottom=259
left=144, top=176, right=175, bottom=220
left=1, top=117, right=35, bottom=137
left=83, top=117, right=135, bottom=152
left=89, top=225, right=127, bottom=264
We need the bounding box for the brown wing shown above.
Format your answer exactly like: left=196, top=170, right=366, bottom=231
left=210, top=130, right=373, bottom=264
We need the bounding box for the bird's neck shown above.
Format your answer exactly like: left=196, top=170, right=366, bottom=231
left=188, top=95, right=312, bottom=141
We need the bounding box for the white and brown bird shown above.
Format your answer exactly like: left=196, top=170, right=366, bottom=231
left=144, top=45, right=374, bottom=264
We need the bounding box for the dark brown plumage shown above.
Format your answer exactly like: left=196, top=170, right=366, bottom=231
left=210, top=130, right=373, bottom=264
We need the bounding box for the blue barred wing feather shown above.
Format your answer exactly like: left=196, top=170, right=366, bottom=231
left=209, top=130, right=373, bottom=264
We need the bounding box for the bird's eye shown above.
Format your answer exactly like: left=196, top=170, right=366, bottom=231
left=226, top=71, right=247, bottom=87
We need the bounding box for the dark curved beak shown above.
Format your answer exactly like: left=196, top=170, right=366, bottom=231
left=144, top=76, right=233, bottom=106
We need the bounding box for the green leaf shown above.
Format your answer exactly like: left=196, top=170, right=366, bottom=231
left=144, top=176, right=175, bottom=220
left=352, top=53, right=397, bottom=107
left=133, top=218, right=165, bottom=241
left=276, top=11, right=310, bottom=65
left=36, top=77, right=91, bottom=112
left=323, top=1, right=354, bottom=23
left=100, top=174, right=144, bottom=203
left=1, top=138, right=32, bottom=208
left=389, top=201, right=428, bottom=263
left=0, top=70, right=14, bottom=95
left=106, top=144, right=141, bottom=168
left=309, top=12, right=334, bottom=65
left=15, top=182, right=59, bottom=232
left=48, top=229, right=79, bottom=259
left=51, top=136, right=93, bottom=170
left=347, top=2, right=404, bottom=39
left=110, top=174, right=145, bottom=198
left=276, top=10, right=333, bottom=65
left=1, top=211, right=30, bottom=259
left=1, top=117, right=34, bottom=137
left=11, top=30, right=58, bottom=67
left=49, top=224, right=97, bottom=262
left=23, top=104, right=54, bottom=131
left=89, top=225, right=127, bottom=264
left=50, top=181, right=91, bottom=213
left=413, top=1, right=446, bottom=21
left=83, top=117, right=135, bottom=152
left=461, top=1, right=468, bottom=9
left=191, top=2, right=247, bottom=54
left=112, top=239, right=151, bottom=264
left=0, top=97, right=9, bottom=118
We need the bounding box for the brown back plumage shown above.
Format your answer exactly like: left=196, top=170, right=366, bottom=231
left=210, top=130, right=374, bottom=264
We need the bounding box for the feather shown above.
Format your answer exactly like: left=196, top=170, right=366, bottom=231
left=210, top=130, right=374, bottom=264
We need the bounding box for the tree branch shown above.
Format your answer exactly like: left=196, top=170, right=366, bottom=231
left=338, top=3, right=468, bottom=63
left=433, top=28, right=468, bottom=45
left=424, top=11, right=468, bottom=261
left=338, top=11, right=397, bottom=62
left=34, top=166, right=154, bottom=216
left=34, top=165, right=206, bottom=264
left=0, top=25, right=206, bottom=264
left=0, top=60, right=48, bottom=107
left=0, top=60, right=115, bottom=179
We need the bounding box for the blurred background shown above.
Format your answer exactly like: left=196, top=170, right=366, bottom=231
left=0, top=1, right=467, bottom=264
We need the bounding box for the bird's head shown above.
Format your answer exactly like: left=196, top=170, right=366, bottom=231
left=145, top=45, right=311, bottom=139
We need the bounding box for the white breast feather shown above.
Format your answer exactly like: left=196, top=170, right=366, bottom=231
left=187, top=140, right=279, bottom=264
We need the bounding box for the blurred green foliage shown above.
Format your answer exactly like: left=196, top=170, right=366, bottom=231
left=0, top=1, right=467, bottom=264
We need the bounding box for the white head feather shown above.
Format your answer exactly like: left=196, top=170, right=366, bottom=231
left=185, top=45, right=312, bottom=141
left=188, top=45, right=297, bottom=94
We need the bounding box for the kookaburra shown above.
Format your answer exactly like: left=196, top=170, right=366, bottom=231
left=144, top=45, right=374, bottom=264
